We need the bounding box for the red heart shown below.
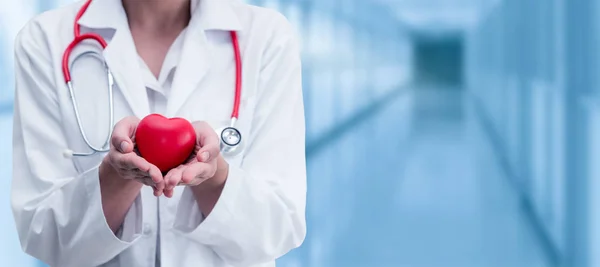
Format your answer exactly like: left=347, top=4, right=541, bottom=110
left=135, top=114, right=196, bottom=173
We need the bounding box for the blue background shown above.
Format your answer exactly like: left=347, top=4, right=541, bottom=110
left=0, top=0, right=596, bottom=266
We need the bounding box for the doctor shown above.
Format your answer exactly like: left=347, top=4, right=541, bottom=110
left=11, top=0, right=306, bottom=266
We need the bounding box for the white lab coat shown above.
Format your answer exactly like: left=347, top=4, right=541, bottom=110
left=10, top=0, right=306, bottom=266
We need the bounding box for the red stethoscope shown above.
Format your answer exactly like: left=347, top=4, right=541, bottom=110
left=62, top=0, right=243, bottom=158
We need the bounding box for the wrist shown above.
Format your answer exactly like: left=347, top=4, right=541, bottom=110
left=193, top=156, right=228, bottom=193
left=190, top=156, right=228, bottom=216
left=98, top=158, right=143, bottom=233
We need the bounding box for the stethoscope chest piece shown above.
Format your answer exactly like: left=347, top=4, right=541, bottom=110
left=219, top=126, right=243, bottom=156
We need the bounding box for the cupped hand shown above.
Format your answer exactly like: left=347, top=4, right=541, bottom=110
left=103, top=116, right=166, bottom=196
left=163, top=121, right=221, bottom=198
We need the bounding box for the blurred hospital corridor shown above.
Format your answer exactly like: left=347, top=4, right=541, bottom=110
left=1, top=0, right=597, bottom=266
left=278, top=86, right=551, bottom=267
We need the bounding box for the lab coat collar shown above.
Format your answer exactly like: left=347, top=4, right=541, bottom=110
left=196, top=0, right=243, bottom=31
left=77, top=0, right=243, bottom=32
left=166, top=0, right=244, bottom=116
left=76, top=0, right=243, bottom=118
left=76, top=0, right=126, bottom=31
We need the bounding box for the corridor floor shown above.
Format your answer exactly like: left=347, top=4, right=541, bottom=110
left=278, top=87, right=551, bottom=267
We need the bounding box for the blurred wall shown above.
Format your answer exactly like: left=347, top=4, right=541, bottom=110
left=465, top=0, right=599, bottom=266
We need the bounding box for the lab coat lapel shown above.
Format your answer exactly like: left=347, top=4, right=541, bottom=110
left=166, top=26, right=212, bottom=117
left=77, top=0, right=150, bottom=118
left=103, top=29, right=151, bottom=118
left=166, top=0, right=242, bottom=117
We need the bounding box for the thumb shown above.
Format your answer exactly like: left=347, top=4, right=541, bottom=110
left=192, top=121, right=221, bottom=162
left=111, top=116, right=140, bottom=153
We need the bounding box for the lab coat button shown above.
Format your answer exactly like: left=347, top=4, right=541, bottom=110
left=143, top=224, right=153, bottom=235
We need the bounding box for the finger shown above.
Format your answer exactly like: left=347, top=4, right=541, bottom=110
left=164, top=163, right=192, bottom=198
left=165, top=165, right=185, bottom=190
left=152, top=185, right=161, bottom=197
left=115, top=153, right=152, bottom=173
left=133, top=177, right=160, bottom=196
left=134, top=177, right=153, bottom=186
left=111, top=116, right=140, bottom=153
left=192, top=122, right=220, bottom=162
left=181, top=162, right=215, bottom=185
left=134, top=179, right=160, bottom=197
left=164, top=188, right=174, bottom=198
left=148, top=165, right=164, bottom=196
left=164, top=166, right=185, bottom=199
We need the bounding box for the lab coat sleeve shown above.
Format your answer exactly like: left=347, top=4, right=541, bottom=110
left=173, top=16, right=307, bottom=265
left=10, top=22, right=142, bottom=267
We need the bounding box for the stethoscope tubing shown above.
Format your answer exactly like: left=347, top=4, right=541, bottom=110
left=65, top=53, right=115, bottom=155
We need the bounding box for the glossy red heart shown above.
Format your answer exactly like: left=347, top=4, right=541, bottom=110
left=135, top=114, right=196, bottom=173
